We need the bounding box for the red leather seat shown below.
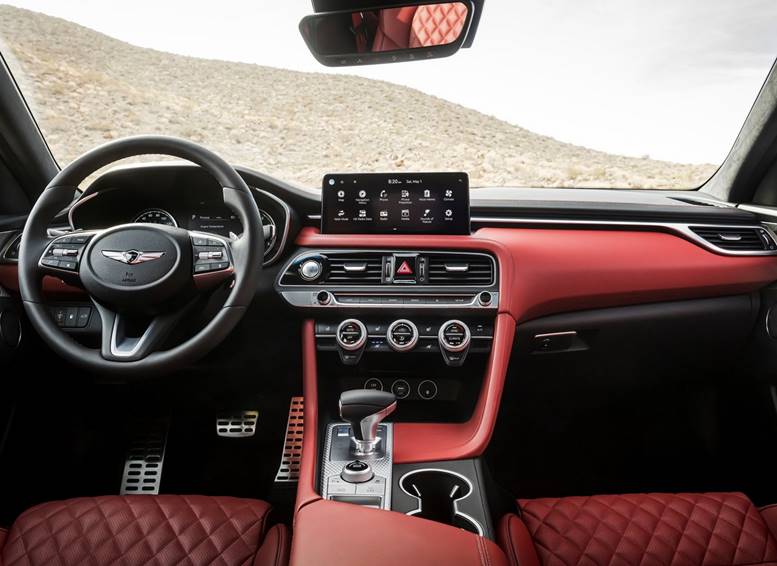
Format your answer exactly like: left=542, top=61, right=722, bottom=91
left=499, top=492, right=777, bottom=566
left=0, top=495, right=289, bottom=566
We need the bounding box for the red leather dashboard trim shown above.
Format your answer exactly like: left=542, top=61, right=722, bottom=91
left=295, top=319, right=322, bottom=516
left=0, top=265, right=85, bottom=297
left=296, top=226, right=777, bottom=322
left=394, top=312, right=515, bottom=463
left=290, top=499, right=509, bottom=566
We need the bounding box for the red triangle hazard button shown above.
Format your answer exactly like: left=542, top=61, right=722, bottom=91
left=396, top=260, right=414, bottom=275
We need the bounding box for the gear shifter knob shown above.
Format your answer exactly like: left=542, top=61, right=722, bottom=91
left=339, top=389, right=397, bottom=455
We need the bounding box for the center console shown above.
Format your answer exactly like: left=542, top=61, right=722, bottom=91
left=286, top=173, right=511, bottom=558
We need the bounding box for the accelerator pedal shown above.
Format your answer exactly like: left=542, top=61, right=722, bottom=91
left=120, top=419, right=169, bottom=495
left=275, top=396, right=304, bottom=482
left=216, top=411, right=258, bottom=438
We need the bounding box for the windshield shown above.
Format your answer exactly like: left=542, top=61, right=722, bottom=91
left=0, top=1, right=775, bottom=190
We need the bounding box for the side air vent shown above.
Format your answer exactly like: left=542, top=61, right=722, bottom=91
left=326, top=255, right=383, bottom=284
left=427, top=254, right=494, bottom=285
left=690, top=226, right=777, bottom=252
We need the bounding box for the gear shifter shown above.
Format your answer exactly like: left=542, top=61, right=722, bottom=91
left=339, top=389, right=397, bottom=455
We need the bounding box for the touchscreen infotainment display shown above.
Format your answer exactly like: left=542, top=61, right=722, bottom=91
left=321, top=172, right=470, bottom=235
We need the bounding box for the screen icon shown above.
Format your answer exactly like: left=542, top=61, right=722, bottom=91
left=423, top=189, right=431, bottom=198
left=423, top=209, right=431, bottom=217
left=358, top=209, right=367, bottom=218
left=401, top=209, right=410, bottom=218
left=445, top=209, right=453, bottom=217
left=401, top=190, right=409, bottom=199
left=358, top=190, right=367, bottom=198
left=379, top=210, right=389, bottom=218
left=337, top=190, right=345, bottom=198
left=445, top=189, right=453, bottom=198
left=379, top=190, right=388, bottom=198
left=337, top=210, right=346, bottom=217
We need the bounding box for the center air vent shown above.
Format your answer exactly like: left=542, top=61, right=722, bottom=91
left=427, top=254, right=494, bottom=285
left=326, top=255, right=383, bottom=284
left=690, top=226, right=777, bottom=252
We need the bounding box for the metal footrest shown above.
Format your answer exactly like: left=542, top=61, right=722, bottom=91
left=120, top=419, right=169, bottom=495
left=275, top=397, right=304, bottom=482
left=216, top=411, right=258, bottom=438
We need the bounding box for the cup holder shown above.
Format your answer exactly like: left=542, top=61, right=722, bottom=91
left=398, top=469, right=483, bottom=535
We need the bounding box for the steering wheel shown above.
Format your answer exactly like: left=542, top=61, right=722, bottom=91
left=18, top=136, right=263, bottom=378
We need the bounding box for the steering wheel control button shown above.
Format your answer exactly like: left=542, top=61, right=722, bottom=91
left=341, top=460, right=374, bottom=484
left=192, top=236, right=231, bottom=274
left=336, top=319, right=367, bottom=365
left=418, top=380, right=438, bottom=400
left=299, top=259, right=323, bottom=281
left=391, top=379, right=410, bottom=399
left=439, top=320, right=471, bottom=366
left=364, top=378, right=383, bottom=391
left=40, top=233, right=97, bottom=275
left=386, top=319, right=419, bottom=352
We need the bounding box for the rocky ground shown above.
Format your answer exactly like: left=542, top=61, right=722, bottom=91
left=0, top=4, right=716, bottom=189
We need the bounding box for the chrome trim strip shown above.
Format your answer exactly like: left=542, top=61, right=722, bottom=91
left=251, top=186, right=292, bottom=266
left=470, top=216, right=777, bottom=256
left=67, top=191, right=99, bottom=230
left=0, top=231, right=21, bottom=264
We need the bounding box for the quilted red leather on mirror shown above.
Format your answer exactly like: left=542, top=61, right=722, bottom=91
left=505, top=492, right=777, bottom=566
left=0, top=495, right=289, bottom=566
left=409, top=2, right=468, bottom=48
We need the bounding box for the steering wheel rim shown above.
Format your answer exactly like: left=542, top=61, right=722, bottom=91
left=18, top=135, right=263, bottom=378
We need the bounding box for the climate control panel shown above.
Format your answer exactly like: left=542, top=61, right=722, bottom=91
left=316, top=317, right=493, bottom=367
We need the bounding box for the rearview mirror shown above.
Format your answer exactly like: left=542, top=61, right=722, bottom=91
left=299, top=1, right=473, bottom=67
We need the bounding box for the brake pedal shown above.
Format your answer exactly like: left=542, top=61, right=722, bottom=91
left=120, top=419, right=169, bottom=495
left=216, top=411, right=258, bottom=438
left=275, top=396, right=304, bottom=482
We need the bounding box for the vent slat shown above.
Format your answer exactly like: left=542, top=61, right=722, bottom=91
left=690, top=226, right=774, bottom=252
left=427, top=254, right=494, bottom=285
left=323, top=252, right=384, bottom=284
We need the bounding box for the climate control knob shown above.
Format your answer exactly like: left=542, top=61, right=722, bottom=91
left=438, top=320, right=471, bottom=366
left=336, top=319, right=367, bottom=365
left=386, top=319, right=419, bottom=352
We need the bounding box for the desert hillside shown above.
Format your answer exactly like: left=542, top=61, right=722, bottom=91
left=0, top=5, right=715, bottom=189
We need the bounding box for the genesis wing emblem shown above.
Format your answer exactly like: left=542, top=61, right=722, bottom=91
left=102, top=250, right=165, bottom=265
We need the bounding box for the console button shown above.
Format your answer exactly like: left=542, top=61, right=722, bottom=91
left=418, top=380, right=438, bottom=400
left=364, top=378, right=383, bottom=391
left=391, top=379, right=410, bottom=399
left=76, top=307, right=91, bottom=328
left=64, top=307, right=79, bottom=328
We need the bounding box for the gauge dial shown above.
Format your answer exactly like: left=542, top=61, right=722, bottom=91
left=134, top=209, right=177, bottom=227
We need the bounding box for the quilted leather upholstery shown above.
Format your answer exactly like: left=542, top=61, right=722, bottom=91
left=409, top=2, right=468, bottom=48
left=510, top=492, right=777, bottom=566
left=0, top=495, right=288, bottom=566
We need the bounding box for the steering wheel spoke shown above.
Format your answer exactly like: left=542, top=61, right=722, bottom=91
left=190, top=231, right=236, bottom=291
left=95, top=301, right=196, bottom=362
left=37, top=231, right=101, bottom=287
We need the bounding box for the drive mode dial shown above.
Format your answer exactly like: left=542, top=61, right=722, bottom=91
left=336, top=319, right=368, bottom=365
left=386, top=319, right=419, bottom=352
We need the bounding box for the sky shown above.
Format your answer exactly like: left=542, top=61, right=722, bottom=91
left=2, top=0, right=777, bottom=165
